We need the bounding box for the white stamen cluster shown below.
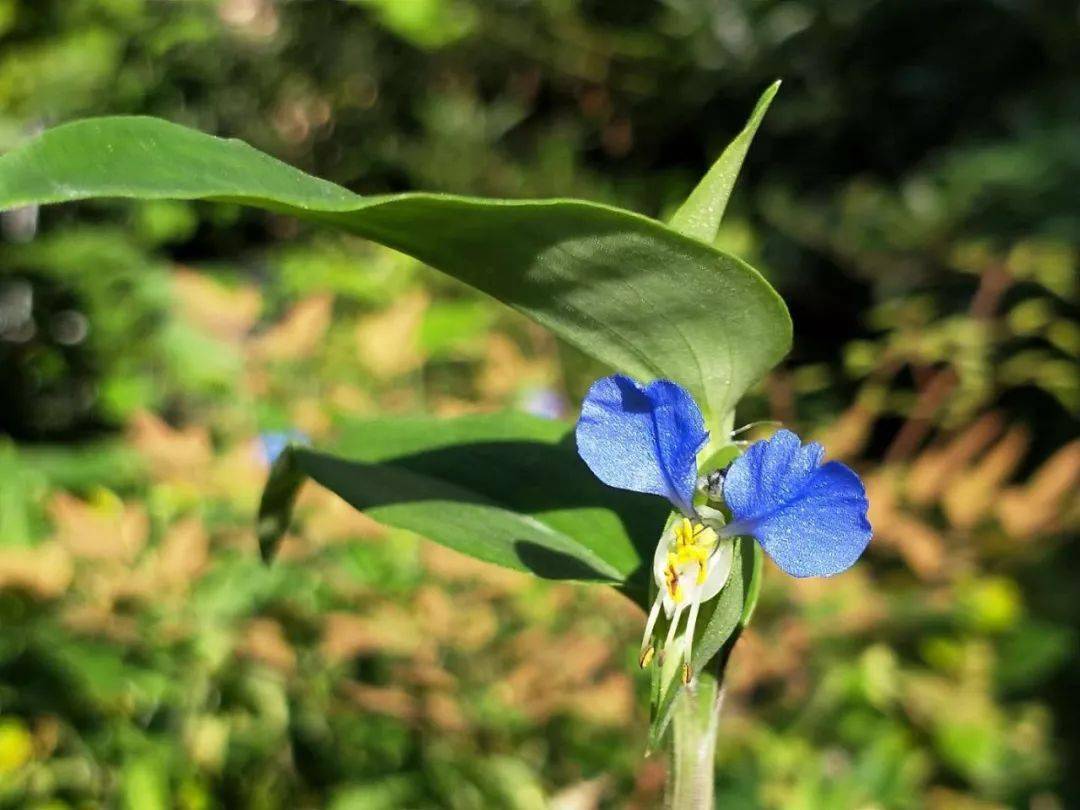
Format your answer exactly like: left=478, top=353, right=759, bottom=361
left=638, top=506, right=734, bottom=683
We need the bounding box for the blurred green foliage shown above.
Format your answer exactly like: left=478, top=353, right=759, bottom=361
left=0, top=0, right=1077, bottom=808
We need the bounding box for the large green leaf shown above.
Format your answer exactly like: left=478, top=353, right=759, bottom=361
left=668, top=81, right=780, bottom=244
left=0, top=114, right=790, bottom=424
left=258, top=412, right=668, bottom=602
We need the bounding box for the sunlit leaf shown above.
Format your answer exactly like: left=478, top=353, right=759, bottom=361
left=669, top=81, right=780, bottom=245
left=0, top=115, right=790, bottom=425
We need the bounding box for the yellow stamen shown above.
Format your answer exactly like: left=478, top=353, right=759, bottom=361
left=682, top=662, right=692, bottom=684
left=639, top=593, right=664, bottom=669
left=665, top=559, right=682, bottom=602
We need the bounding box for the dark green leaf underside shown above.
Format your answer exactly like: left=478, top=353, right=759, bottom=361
left=258, top=412, right=668, bottom=601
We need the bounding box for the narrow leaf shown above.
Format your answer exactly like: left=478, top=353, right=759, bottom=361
left=668, top=81, right=780, bottom=244
left=0, top=115, right=790, bottom=421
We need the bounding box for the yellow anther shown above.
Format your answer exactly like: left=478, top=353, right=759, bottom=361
left=665, top=563, right=682, bottom=602
left=674, top=518, right=696, bottom=549
left=639, top=646, right=655, bottom=669
left=682, top=662, right=692, bottom=684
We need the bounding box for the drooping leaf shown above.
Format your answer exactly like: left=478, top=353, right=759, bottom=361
left=669, top=81, right=780, bottom=244
left=0, top=115, right=790, bottom=423
left=257, top=412, right=668, bottom=602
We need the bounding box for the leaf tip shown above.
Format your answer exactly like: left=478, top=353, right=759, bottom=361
left=256, top=446, right=306, bottom=563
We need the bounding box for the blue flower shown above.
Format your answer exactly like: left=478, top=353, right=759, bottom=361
left=258, top=430, right=310, bottom=467
left=575, top=373, right=871, bottom=679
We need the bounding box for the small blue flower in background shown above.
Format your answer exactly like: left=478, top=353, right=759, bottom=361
left=521, top=386, right=568, bottom=420
left=575, top=373, right=871, bottom=680
left=258, top=430, right=310, bottom=467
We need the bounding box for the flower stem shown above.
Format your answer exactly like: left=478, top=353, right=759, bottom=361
left=665, top=672, right=723, bottom=810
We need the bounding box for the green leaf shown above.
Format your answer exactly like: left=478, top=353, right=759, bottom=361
left=669, top=81, right=780, bottom=245
left=0, top=115, right=790, bottom=423
left=740, top=541, right=765, bottom=626
left=346, top=0, right=477, bottom=49
left=258, top=412, right=668, bottom=601
left=647, top=535, right=756, bottom=748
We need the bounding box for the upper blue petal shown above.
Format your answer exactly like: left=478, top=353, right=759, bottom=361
left=723, top=429, right=871, bottom=577
left=575, top=374, right=707, bottom=514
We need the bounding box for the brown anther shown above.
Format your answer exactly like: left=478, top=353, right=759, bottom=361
left=639, top=645, right=655, bottom=669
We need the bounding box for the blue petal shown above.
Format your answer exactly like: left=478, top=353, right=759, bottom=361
left=723, top=429, right=871, bottom=577
left=575, top=374, right=707, bottom=514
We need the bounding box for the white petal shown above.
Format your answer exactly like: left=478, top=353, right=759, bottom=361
left=697, top=538, right=735, bottom=603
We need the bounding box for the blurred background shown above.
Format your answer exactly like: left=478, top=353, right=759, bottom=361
left=0, top=0, right=1077, bottom=807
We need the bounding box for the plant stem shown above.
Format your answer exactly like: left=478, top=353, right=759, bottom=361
left=665, top=673, right=723, bottom=810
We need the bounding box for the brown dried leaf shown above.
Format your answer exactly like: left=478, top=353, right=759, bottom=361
left=155, top=518, right=210, bottom=590
left=238, top=618, right=296, bottom=673
left=812, top=403, right=875, bottom=460
left=128, top=411, right=213, bottom=483
left=300, top=484, right=386, bottom=543
left=0, top=543, right=73, bottom=598
left=906, top=412, right=1004, bottom=506
left=997, top=439, right=1080, bottom=538
left=421, top=542, right=527, bottom=594
left=321, top=608, right=424, bottom=661
left=353, top=290, right=428, bottom=378
left=865, top=471, right=946, bottom=579
left=569, top=673, right=634, bottom=726
left=61, top=604, right=139, bottom=643
left=49, top=491, right=148, bottom=562
left=423, top=692, right=467, bottom=732
left=550, top=776, right=612, bottom=810
left=172, top=268, right=261, bottom=342
left=340, top=682, right=418, bottom=721
left=942, top=425, right=1030, bottom=530
left=250, top=294, right=333, bottom=362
